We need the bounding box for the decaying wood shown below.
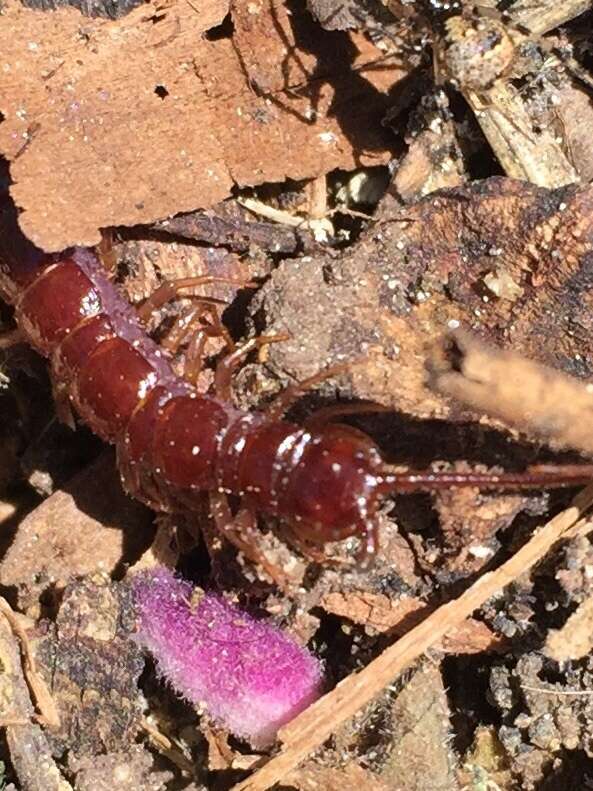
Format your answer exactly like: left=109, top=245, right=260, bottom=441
left=152, top=202, right=310, bottom=254
left=431, top=330, right=593, bottom=456
left=0, top=598, right=60, bottom=729
left=0, top=0, right=399, bottom=252
left=260, top=178, right=593, bottom=419
left=229, top=485, right=593, bottom=791
left=445, top=0, right=589, bottom=188
left=465, top=83, right=578, bottom=188
left=511, top=0, right=592, bottom=37
left=553, top=81, right=593, bottom=183
left=34, top=574, right=144, bottom=758
left=392, top=123, right=467, bottom=202
left=0, top=610, right=73, bottom=791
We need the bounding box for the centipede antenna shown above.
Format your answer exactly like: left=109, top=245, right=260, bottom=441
left=377, top=464, right=593, bottom=495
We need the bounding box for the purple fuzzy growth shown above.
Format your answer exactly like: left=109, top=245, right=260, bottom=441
left=132, top=567, right=323, bottom=747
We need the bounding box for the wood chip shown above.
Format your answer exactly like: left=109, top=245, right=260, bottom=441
left=321, top=591, right=504, bottom=653
left=545, top=595, right=593, bottom=662
left=464, top=82, right=577, bottom=188
left=0, top=609, right=73, bottom=791
left=0, top=0, right=399, bottom=251
left=510, top=0, right=591, bottom=37
left=0, top=598, right=60, bottom=729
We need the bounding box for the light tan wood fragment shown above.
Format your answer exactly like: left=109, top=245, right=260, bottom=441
left=510, top=0, right=592, bottom=37
left=464, top=83, right=577, bottom=188
left=0, top=610, right=73, bottom=790
left=431, top=331, right=593, bottom=455
left=545, top=595, right=593, bottom=662
left=0, top=598, right=60, bottom=728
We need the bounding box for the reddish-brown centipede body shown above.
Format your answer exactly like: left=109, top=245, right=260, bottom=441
left=1, top=234, right=592, bottom=571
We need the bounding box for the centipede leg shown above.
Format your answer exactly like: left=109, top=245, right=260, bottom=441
left=96, top=229, right=117, bottom=275
left=264, top=363, right=388, bottom=425
left=209, top=492, right=289, bottom=588
left=136, top=275, right=252, bottom=324
left=304, top=401, right=391, bottom=430
left=182, top=328, right=212, bottom=386
left=285, top=525, right=330, bottom=565
left=214, top=335, right=287, bottom=400
left=160, top=304, right=203, bottom=354
left=264, top=364, right=348, bottom=421
left=160, top=300, right=235, bottom=387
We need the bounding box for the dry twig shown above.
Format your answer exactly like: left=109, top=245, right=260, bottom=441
left=431, top=330, right=593, bottom=456
left=466, top=83, right=578, bottom=187
left=511, top=0, right=592, bottom=38
left=0, top=607, right=72, bottom=791
left=0, top=598, right=60, bottom=729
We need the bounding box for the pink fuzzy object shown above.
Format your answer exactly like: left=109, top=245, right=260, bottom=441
left=132, top=567, right=323, bottom=747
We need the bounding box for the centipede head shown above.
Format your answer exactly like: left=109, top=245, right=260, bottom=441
left=283, top=424, right=387, bottom=565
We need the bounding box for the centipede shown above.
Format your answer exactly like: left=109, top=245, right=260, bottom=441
left=1, top=210, right=593, bottom=577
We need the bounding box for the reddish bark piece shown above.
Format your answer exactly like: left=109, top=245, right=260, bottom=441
left=0, top=0, right=398, bottom=252
left=321, top=590, right=504, bottom=653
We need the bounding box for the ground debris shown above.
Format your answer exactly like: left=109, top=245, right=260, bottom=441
left=0, top=452, right=153, bottom=614
left=392, top=120, right=467, bottom=202
left=34, top=574, right=144, bottom=758
left=3, top=1, right=593, bottom=787
left=258, top=178, right=593, bottom=421
left=285, top=760, right=391, bottom=790
left=229, top=486, right=593, bottom=791
left=0, top=0, right=399, bottom=252
left=252, top=177, right=593, bottom=578
left=21, top=0, right=144, bottom=18
left=490, top=652, right=593, bottom=789
left=377, top=664, right=459, bottom=790
left=0, top=605, right=73, bottom=791
left=68, top=746, right=173, bottom=791
left=151, top=199, right=313, bottom=255
left=320, top=590, right=504, bottom=653
left=432, top=330, right=593, bottom=455
left=545, top=596, right=593, bottom=663
left=459, top=726, right=513, bottom=791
